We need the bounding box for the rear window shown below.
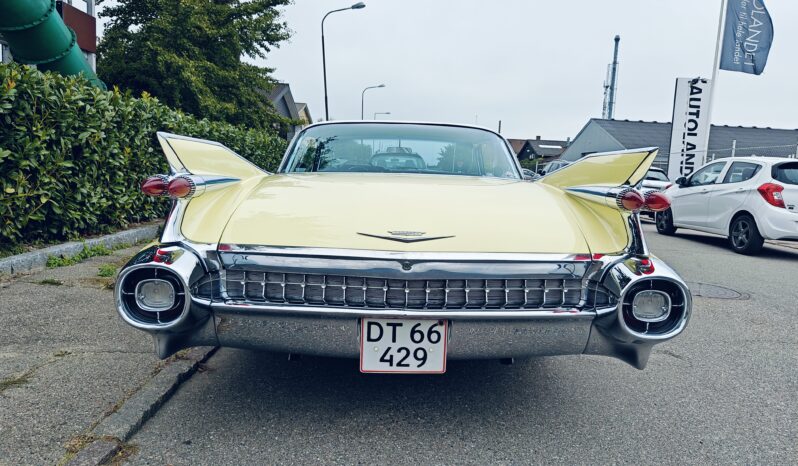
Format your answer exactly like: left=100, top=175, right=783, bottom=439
left=645, top=170, right=669, bottom=182
left=773, top=162, right=798, bottom=185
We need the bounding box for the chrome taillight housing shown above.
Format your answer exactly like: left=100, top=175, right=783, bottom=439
left=620, top=278, right=689, bottom=338
left=118, top=266, right=187, bottom=327
left=140, top=174, right=240, bottom=199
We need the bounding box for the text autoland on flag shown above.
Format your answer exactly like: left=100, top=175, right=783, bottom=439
left=720, top=0, right=774, bottom=75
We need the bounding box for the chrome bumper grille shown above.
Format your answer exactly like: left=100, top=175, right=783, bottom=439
left=223, top=270, right=587, bottom=310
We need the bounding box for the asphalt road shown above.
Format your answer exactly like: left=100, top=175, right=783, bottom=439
left=127, top=224, right=798, bottom=465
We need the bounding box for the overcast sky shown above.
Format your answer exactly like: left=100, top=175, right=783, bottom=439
left=260, top=0, right=797, bottom=140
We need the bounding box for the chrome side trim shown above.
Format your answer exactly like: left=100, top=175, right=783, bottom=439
left=160, top=199, right=188, bottom=244
left=627, top=213, right=649, bottom=256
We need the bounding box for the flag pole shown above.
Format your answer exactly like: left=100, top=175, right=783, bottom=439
left=702, top=0, right=728, bottom=165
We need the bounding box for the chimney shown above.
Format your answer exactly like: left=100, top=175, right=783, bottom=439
left=536, top=135, right=541, bottom=140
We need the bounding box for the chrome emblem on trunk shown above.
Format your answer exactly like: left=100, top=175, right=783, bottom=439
left=357, top=231, right=455, bottom=243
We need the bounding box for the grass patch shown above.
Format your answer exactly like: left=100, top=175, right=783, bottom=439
left=97, top=264, right=117, bottom=277
left=39, top=278, right=64, bottom=286
left=0, top=373, right=30, bottom=392
left=46, top=242, right=125, bottom=268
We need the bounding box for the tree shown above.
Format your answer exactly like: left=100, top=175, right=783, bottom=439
left=97, top=0, right=292, bottom=130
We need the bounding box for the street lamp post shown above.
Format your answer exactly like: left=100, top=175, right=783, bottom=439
left=373, top=112, right=391, bottom=120
left=322, top=2, right=366, bottom=121
left=361, top=84, right=385, bottom=120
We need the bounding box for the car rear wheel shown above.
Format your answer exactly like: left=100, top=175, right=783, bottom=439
left=655, top=209, right=677, bottom=235
left=728, top=214, right=764, bottom=255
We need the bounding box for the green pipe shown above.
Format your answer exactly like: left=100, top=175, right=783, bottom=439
left=0, top=0, right=106, bottom=89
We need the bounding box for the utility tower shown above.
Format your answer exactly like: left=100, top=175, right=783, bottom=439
left=602, top=35, right=621, bottom=119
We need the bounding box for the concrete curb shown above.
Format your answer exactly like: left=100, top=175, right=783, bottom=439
left=0, top=224, right=160, bottom=277
left=91, top=346, right=217, bottom=442
left=768, top=240, right=798, bottom=251
left=67, top=439, right=120, bottom=466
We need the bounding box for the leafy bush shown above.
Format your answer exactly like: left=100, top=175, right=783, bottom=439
left=0, top=63, right=286, bottom=245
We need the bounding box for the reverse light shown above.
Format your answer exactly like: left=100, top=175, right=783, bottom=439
left=135, top=279, right=176, bottom=311
left=167, top=176, right=195, bottom=198
left=141, top=176, right=169, bottom=196
left=643, top=191, right=671, bottom=212
left=617, top=189, right=645, bottom=211
left=631, top=290, right=671, bottom=322
left=757, top=183, right=785, bottom=208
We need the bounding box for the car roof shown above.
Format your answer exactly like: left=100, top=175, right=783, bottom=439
left=302, top=120, right=505, bottom=139
left=706, top=156, right=797, bottom=166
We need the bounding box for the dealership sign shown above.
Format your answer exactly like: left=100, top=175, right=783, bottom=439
left=667, top=78, right=712, bottom=179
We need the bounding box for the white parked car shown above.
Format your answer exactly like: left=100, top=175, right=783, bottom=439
left=641, top=167, right=673, bottom=191
left=655, top=157, right=798, bottom=254
left=640, top=168, right=673, bottom=218
left=537, top=160, right=570, bottom=175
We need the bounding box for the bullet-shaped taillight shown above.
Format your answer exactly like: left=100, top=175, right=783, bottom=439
left=141, top=176, right=168, bottom=196
left=617, top=189, right=645, bottom=211
left=644, top=191, right=671, bottom=212
left=167, top=176, right=195, bottom=198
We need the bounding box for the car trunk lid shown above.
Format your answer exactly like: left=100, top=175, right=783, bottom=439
left=217, top=173, right=626, bottom=254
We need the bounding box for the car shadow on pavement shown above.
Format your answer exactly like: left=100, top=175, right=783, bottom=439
left=670, top=231, right=798, bottom=261
left=198, top=349, right=581, bottom=426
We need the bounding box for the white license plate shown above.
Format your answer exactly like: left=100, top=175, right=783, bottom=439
left=360, top=318, right=447, bottom=374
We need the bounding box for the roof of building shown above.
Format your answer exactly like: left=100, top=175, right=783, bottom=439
left=295, top=102, right=312, bottom=123
left=506, top=137, right=569, bottom=159
left=590, top=118, right=798, bottom=157
left=267, top=83, right=300, bottom=120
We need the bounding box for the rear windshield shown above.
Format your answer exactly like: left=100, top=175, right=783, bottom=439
left=282, top=123, right=519, bottom=179
left=645, top=170, right=669, bottom=181
left=773, top=162, right=798, bottom=185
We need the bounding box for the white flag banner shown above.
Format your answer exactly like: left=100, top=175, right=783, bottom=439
left=668, top=78, right=713, bottom=179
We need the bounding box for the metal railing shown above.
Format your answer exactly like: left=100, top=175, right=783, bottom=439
left=652, top=142, right=798, bottom=171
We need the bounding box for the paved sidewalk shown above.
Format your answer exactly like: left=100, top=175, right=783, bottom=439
left=0, top=245, right=163, bottom=465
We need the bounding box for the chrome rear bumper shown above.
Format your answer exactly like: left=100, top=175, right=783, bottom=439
left=116, top=244, right=690, bottom=370
left=212, top=305, right=595, bottom=360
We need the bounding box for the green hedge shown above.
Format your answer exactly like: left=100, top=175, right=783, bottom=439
left=0, top=63, right=287, bottom=245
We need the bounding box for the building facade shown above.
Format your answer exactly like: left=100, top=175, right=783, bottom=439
left=562, top=119, right=798, bottom=171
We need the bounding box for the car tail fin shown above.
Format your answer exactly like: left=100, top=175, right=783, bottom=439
left=156, top=132, right=265, bottom=179
left=540, top=148, right=658, bottom=189
left=540, top=148, right=662, bottom=213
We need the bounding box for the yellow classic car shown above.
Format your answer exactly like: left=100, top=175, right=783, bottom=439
left=117, top=122, right=690, bottom=373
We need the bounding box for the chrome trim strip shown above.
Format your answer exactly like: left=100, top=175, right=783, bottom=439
left=160, top=199, right=187, bottom=244
left=210, top=301, right=598, bottom=320
left=218, top=245, right=586, bottom=262
left=218, top=254, right=589, bottom=280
